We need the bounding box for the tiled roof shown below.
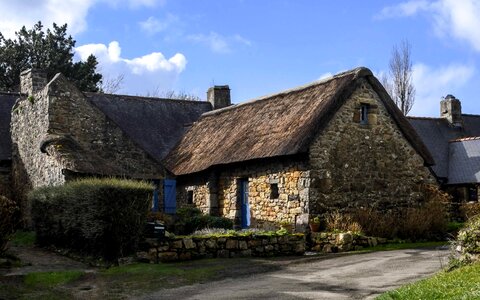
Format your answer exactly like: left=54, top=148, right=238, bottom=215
left=448, top=138, right=480, bottom=184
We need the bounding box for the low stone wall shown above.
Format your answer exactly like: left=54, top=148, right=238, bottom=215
left=310, top=232, right=387, bottom=253
left=138, top=234, right=305, bottom=263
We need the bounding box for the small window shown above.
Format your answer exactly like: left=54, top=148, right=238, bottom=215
left=469, top=187, right=478, bottom=201
left=187, top=190, right=194, bottom=204
left=270, top=183, right=279, bottom=199
left=360, top=104, right=369, bottom=125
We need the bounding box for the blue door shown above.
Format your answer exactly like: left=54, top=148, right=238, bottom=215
left=240, top=179, right=250, bottom=228
left=164, top=179, right=176, bottom=214
left=152, top=179, right=160, bottom=212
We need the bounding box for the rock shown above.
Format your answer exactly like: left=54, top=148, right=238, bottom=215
left=205, top=239, right=218, bottom=249
left=336, top=233, right=353, bottom=244
left=239, top=240, right=248, bottom=250
left=226, top=239, right=238, bottom=249
left=171, top=240, right=183, bottom=249
left=159, top=252, right=178, bottom=262
left=217, top=250, right=229, bottom=258
left=183, top=238, right=195, bottom=249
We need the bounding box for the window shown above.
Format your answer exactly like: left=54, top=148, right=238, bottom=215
left=360, top=104, right=369, bottom=125
left=187, top=190, right=194, bottom=204
left=270, top=183, right=279, bottom=199
left=469, top=187, right=478, bottom=201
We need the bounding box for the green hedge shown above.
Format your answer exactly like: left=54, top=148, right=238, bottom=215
left=30, top=178, right=153, bottom=262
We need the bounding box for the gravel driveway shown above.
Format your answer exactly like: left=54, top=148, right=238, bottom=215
left=141, top=246, right=449, bottom=300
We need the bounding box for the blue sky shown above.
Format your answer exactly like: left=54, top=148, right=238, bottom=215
left=1, top=0, right=479, bottom=116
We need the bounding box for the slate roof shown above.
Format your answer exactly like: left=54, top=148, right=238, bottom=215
left=165, top=67, right=434, bottom=175
left=448, top=137, right=480, bottom=184
left=0, top=92, right=20, bottom=161
left=87, top=93, right=212, bottom=161
left=408, top=115, right=480, bottom=180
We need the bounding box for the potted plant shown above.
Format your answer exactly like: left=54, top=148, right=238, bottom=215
left=309, top=216, right=321, bottom=232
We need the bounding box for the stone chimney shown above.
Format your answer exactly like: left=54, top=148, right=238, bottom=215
left=440, top=94, right=463, bottom=127
left=207, top=85, right=231, bottom=110
left=20, top=69, right=48, bottom=95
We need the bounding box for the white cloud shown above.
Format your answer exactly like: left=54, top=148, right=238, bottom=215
left=378, top=0, right=480, bottom=52
left=377, top=0, right=431, bottom=18
left=0, top=0, right=165, bottom=39
left=139, top=14, right=179, bottom=35
left=409, top=63, right=475, bottom=116
left=75, top=41, right=187, bottom=95
left=187, top=32, right=252, bottom=54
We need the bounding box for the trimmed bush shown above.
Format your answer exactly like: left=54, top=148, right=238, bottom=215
left=0, top=196, right=19, bottom=255
left=30, top=178, right=153, bottom=262
left=456, top=215, right=480, bottom=264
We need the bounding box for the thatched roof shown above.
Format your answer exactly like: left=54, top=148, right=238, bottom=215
left=408, top=114, right=480, bottom=180
left=0, top=92, right=20, bottom=161
left=87, top=93, right=212, bottom=160
left=165, top=67, right=434, bottom=175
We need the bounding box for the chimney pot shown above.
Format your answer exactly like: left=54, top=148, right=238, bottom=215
left=207, top=85, right=231, bottom=110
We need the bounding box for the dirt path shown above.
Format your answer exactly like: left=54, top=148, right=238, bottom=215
left=2, top=245, right=91, bottom=276
left=141, top=246, right=449, bottom=300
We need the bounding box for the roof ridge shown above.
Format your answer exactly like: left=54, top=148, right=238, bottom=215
left=462, top=113, right=480, bottom=117
left=449, top=136, right=480, bottom=143
left=202, top=66, right=372, bottom=117
left=86, top=92, right=209, bottom=105
left=406, top=116, right=442, bottom=120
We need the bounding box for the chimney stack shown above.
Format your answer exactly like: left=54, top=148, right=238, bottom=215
left=207, top=85, right=231, bottom=110
left=440, top=94, right=463, bottom=127
left=20, top=69, right=47, bottom=95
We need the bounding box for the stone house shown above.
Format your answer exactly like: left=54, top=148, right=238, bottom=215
left=1, top=67, right=478, bottom=229
left=408, top=95, right=480, bottom=203
left=1, top=69, right=212, bottom=223
left=164, top=67, right=437, bottom=229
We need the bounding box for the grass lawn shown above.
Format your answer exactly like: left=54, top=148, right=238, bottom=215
left=377, top=263, right=480, bottom=299
left=0, top=258, right=278, bottom=299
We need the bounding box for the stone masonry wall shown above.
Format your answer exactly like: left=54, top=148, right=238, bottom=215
left=11, top=83, right=66, bottom=223
left=138, top=233, right=305, bottom=263
left=11, top=72, right=166, bottom=223
left=308, top=79, right=437, bottom=215
left=309, top=232, right=387, bottom=253
left=177, top=159, right=311, bottom=230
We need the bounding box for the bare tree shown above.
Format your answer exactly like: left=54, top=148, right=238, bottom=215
left=100, top=74, right=124, bottom=94
left=144, top=86, right=201, bottom=101
left=385, top=40, right=415, bottom=115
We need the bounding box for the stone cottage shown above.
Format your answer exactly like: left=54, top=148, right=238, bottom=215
left=2, top=66, right=478, bottom=229
left=164, top=67, right=437, bottom=229
left=2, top=69, right=212, bottom=223
left=408, top=95, right=480, bottom=203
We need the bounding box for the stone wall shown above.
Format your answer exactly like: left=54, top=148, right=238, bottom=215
left=177, top=158, right=311, bottom=230
left=138, top=233, right=305, bottom=263
left=309, top=232, right=387, bottom=253
left=308, top=79, right=437, bottom=215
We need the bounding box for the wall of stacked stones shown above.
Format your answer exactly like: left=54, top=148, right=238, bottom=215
left=138, top=234, right=305, bottom=263
left=308, top=79, right=437, bottom=216
left=310, top=232, right=387, bottom=253
left=10, top=72, right=167, bottom=223
left=11, top=84, right=66, bottom=223
left=176, top=158, right=311, bottom=229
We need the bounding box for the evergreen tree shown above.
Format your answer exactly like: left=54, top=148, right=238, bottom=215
left=0, top=22, right=102, bottom=92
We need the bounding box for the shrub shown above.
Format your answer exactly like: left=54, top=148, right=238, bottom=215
left=0, top=196, right=19, bottom=255
left=454, top=215, right=480, bottom=265
left=459, top=202, right=480, bottom=220
left=174, top=207, right=233, bottom=235
left=30, top=178, right=153, bottom=262
left=330, top=185, right=449, bottom=240
left=325, top=210, right=363, bottom=234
